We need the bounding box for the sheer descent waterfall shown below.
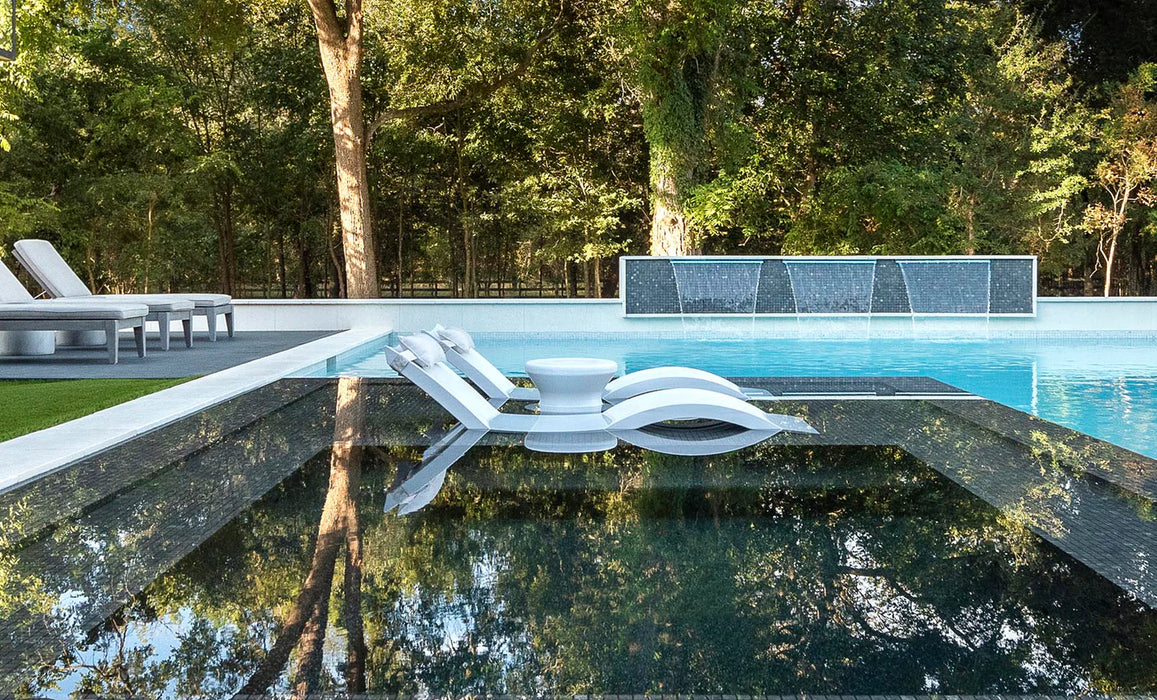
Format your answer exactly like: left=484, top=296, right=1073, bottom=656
left=783, top=260, right=877, bottom=314
left=670, top=259, right=764, bottom=314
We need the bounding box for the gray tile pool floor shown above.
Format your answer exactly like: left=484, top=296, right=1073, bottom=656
left=0, top=331, right=332, bottom=378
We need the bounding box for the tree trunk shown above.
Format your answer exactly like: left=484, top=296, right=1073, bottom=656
left=649, top=150, right=690, bottom=256
left=310, top=0, right=378, bottom=299
left=1104, top=229, right=1119, bottom=297
left=212, top=186, right=238, bottom=296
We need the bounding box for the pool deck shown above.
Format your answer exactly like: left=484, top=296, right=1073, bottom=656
left=0, top=331, right=333, bottom=379
left=0, top=328, right=390, bottom=494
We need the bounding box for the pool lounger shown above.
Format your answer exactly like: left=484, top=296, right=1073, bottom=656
left=13, top=239, right=234, bottom=344
left=386, top=422, right=788, bottom=516
left=387, top=334, right=817, bottom=436
left=0, top=259, right=149, bottom=363
left=425, top=325, right=774, bottom=403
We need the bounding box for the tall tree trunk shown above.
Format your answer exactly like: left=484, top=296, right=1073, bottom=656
left=309, top=0, right=378, bottom=298
left=396, top=186, right=405, bottom=298
left=639, top=51, right=713, bottom=257
left=144, top=193, right=156, bottom=294
left=212, top=186, right=238, bottom=296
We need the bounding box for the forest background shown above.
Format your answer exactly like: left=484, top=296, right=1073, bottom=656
left=1, top=0, right=1155, bottom=299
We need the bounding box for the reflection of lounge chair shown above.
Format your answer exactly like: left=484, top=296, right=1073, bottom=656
left=387, top=334, right=816, bottom=435
left=385, top=412, right=811, bottom=515
left=384, top=424, right=485, bottom=515
left=13, top=239, right=233, bottom=346
left=0, top=259, right=148, bottom=363
left=426, top=326, right=773, bottom=404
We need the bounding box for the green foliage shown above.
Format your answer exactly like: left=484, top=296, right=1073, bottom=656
left=0, top=0, right=1156, bottom=293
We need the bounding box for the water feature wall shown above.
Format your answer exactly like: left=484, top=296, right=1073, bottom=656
left=621, top=256, right=1036, bottom=316
left=670, top=259, right=764, bottom=314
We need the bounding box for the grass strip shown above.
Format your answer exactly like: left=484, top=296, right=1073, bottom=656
left=0, top=378, right=193, bottom=442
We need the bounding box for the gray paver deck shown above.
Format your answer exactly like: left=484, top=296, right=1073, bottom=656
left=0, top=330, right=332, bottom=378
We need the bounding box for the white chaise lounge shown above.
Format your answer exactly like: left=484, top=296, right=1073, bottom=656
left=0, top=259, right=148, bottom=363
left=13, top=239, right=231, bottom=346
left=425, top=326, right=774, bottom=404
left=384, top=420, right=788, bottom=516
left=387, top=334, right=816, bottom=436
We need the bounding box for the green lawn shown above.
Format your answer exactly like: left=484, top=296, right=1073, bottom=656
left=0, top=378, right=192, bottom=442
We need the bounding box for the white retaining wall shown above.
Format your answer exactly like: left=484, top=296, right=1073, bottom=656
left=225, top=297, right=1157, bottom=337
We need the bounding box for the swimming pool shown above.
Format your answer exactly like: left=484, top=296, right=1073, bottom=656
left=3, top=379, right=1155, bottom=697
left=328, top=335, right=1157, bottom=459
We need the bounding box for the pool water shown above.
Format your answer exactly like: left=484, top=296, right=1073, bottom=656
left=333, top=335, right=1157, bottom=458
left=16, top=441, right=1157, bottom=696
left=4, top=381, right=1155, bottom=697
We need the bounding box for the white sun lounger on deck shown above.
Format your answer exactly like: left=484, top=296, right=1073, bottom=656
left=387, top=334, right=816, bottom=436
left=0, top=259, right=148, bottom=363
left=13, top=239, right=232, bottom=346
left=425, top=326, right=774, bottom=404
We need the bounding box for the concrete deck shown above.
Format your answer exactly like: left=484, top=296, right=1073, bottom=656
left=0, top=331, right=332, bottom=379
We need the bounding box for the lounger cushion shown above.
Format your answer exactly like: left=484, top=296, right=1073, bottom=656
left=0, top=300, right=149, bottom=320
left=399, top=333, right=446, bottom=368
left=89, top=294, right=195, bottom=312
left=182, top=293, right=232, bottom=308
left=0, top=259, right=34, bottom=303
left=438, top=327, right=474, bottom=350
left=95, top=293, right=229, bottom=308
left=13, top=239, right=93, bottom=297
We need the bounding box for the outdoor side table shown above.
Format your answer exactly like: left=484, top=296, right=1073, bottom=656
left=524, top=357, right=619, bottom=414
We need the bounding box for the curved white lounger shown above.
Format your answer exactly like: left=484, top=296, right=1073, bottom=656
left=610, top=426, right=778, bottom=456
left=386, top=337, right=817, bottom=437
left=385, top=422, right=793, bottom=515
left=425, top=326, right=773, bottom=403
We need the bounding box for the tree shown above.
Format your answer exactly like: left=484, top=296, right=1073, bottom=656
left=1082, top=64, right=1157, bottom=296
left=613, top=0, right=736, bottom=256
left=306, top=0, right=379, bottom=298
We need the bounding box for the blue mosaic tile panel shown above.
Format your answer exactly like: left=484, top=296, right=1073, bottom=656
left=623, top=258, right=680, bottom=314
left=623, top=256, right=1036, bottom=316
left=990, top=258, right=1036, bottom=314
left=754, top=260, right=796, bottom=313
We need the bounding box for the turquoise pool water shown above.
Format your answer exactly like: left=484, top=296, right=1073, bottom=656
left=332, top=335, right=1157, bottom=459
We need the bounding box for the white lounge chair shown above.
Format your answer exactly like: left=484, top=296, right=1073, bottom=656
left=386, top=334, right=816, bottom=436
left=385, top=420, right=803, bottom=515
left=0, top=259, right=148, bottom=363
left=12, top=239, right=231, bottom=346
left=425, top=326, right=774, bottom=404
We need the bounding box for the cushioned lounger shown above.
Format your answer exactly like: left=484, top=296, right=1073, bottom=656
left=13, top=239, right=231, bottom=345
left=386, top=334, right=817, bottom=436
left=426, top=325, right=775, bottom=404
left=0, top=259, right=148, bottom=363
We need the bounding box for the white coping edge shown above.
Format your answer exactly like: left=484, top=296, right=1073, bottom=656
left=0, top=327, right=390, bottom=495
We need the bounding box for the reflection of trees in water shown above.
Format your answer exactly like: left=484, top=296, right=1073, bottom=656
left=234, top=375, right=367, bottom=699
left=19, top=435, right=1157, bottom=697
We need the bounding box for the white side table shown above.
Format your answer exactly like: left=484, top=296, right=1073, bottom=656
left=525, top=357, right=619, bottom=414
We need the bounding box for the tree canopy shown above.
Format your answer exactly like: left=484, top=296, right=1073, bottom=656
left=1, top=0, right=1156, bottom=297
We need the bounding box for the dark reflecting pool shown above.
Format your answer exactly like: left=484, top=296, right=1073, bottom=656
left=1, top=378, right=1155, bottom=698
